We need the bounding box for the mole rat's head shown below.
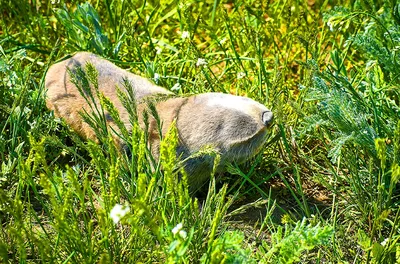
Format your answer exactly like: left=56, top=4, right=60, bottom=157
left=176, top=93, right=273, bottom=172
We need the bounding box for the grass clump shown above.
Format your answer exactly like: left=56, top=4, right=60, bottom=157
left=258, top=218, right=333, bottom=263
left=299, top=1, right=400, bottom=262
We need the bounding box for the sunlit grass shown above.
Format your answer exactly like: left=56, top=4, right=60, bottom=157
left=1, top=0, right=400, bottom=262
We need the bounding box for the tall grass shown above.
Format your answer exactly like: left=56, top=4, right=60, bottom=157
left=299, top=2, right=400, bottom=262
left=1, top=0, right=399, bottom=262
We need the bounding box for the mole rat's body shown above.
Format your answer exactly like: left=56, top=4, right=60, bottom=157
left=45, top=52, right=273, bottom=192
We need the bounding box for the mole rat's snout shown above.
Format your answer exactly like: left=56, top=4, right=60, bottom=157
left=262, top=110, right=274, bottom=127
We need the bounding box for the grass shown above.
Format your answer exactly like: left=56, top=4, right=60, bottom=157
left=1, top=0, right=400, bottom=263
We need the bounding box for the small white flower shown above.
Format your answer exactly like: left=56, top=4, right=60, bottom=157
left=327, top=20, right=334, bottom=32
left=219, top=37, right=227, bottom=44
left=181, top=31, right=190, bottom=39
left=172, top=223, right=187, bottom=239
left=110, top=204, right=130, bottom=224
left=172, top=223, right=183, bottom=235
left=178, top=230, right=187, bottom=239
left=171, top=83, right=181, bottom=91
left=155, top=46, right=162, bottom=55
left=381, top=238, right=389, bottom=246
left=237, top=72, right=246, bottom=79
left=154, top=73, right=160, bottom=82
left=196, top=58, right=208, bottom=67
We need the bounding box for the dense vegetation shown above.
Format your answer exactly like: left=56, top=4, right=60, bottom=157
left=1, top=0, right=399, bottom=262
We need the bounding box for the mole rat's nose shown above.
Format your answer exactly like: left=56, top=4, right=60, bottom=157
left=262, top=111, right=274, bottom=126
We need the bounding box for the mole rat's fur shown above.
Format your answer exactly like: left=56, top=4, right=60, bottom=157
left=45, top=52, right=273, bottom=192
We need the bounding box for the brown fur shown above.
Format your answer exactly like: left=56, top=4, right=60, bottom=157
left=45, top=52, right=273, bottom=191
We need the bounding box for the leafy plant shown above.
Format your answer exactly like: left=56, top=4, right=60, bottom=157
left=56, top=2, right=124, bottom=57
left=300, top=1, right=400, bottom=262
left=258, top=218, right=333, bottom=263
